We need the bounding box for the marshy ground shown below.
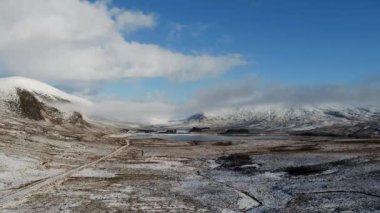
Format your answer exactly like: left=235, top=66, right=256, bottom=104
left=0, top=115, right=379, bottom=212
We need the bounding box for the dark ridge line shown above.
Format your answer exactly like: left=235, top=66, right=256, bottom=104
left=0, top=177, right=49, bottom=193
left=308, top=190, right=380, bottom=199
left=286, top=190, right=380, bottom=210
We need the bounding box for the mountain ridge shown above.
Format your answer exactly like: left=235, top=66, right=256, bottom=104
left=183, top=104, right=380, bottom=130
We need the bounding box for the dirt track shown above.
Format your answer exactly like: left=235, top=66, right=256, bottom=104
left=0, top=140, right=130, bottom=209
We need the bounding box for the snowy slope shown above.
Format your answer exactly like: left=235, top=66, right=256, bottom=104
left=185, top=104, right=380, bottom=130
left=0, top=76, right=90, bottom=104
left=0, top=76, right=91, bottom=112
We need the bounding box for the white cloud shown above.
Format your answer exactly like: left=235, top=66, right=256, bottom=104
left=110, top=8, right=156, bottom=33
left=88, top=100, right=177, bottom=125
left=0, top=0, right=244, bottom=83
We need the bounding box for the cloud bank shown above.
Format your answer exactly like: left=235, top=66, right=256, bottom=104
left=185, top=77, right=380, bottom=114
left=0, top=0, right=244, bottom=83
left=88, top=100, right=176, bottom=125
left=85, top=78, right=380, bottom=124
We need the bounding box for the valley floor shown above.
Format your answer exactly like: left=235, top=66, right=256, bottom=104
left=0, top=115, right=379, bottom=212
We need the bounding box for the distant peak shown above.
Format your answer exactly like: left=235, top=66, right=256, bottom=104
left=185, top=113, right=207, bottom=123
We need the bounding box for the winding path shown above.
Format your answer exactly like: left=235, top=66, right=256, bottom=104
left=0, top=140, right=131, bottom=209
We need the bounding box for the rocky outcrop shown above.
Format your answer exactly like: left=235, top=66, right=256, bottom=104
left=69, top=112, right=90, bottom=127
left=16, top=88, right=67, bottom=124
left=16, top=88, right=45, bottom=120
left=13, top=89, right=89, bottom=127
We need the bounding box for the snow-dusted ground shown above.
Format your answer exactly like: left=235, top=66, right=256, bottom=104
left=0, top=90, right=379, bottom=212
left=71, top=168, right=117, bottom=178
left=0, top=112, right=118, bottom=197
left=0, top=153, right=63, bottom=191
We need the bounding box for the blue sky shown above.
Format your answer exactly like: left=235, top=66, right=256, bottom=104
left=100, top=0, right=380, bottom=102
left=0, top=0, right=379, bottom=123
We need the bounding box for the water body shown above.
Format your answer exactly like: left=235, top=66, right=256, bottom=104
left=130, top=133, right=289, bottom=142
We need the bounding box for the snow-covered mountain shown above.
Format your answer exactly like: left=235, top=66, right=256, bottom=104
left=0, top=76, right=91, bottom=124
left=0, top=76, right=90, bottom=107
left=184, top=104, right=380, bottom=130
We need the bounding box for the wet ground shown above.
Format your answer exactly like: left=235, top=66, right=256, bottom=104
left=0, top=114, right=379, bottom=212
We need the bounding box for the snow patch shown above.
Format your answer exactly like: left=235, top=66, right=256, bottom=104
left=260, top=172, right=284, bottom=180
left=71, top=168, right=117, bottom=178
left=239, top=164, right=260, bottom=169
left=0, top=153, right=63, bottom=190
left=237, top=191, right=260, bottom=211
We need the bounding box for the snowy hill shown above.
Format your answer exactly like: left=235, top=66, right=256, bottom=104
left=0, top=76, right=91, bottom=124
left=0, top=76, right=90, bottom=107
left=184, top=104, right=380, bottom=130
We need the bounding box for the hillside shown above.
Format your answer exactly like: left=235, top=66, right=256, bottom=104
left=0, top=77, right=91, bottom=125
left=184, top=104, right=380, bottom=131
